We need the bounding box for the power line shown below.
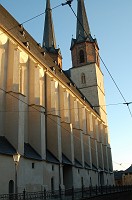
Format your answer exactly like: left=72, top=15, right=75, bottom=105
left=0, top=87, right=123, bottom=165
left=1, top=1, right=131, bottom=117
left=113, top=161, right=127, bottom=170
left=63, top=3, right=132, bottom=119
left=0, top=87, right=98, bottom=153
left=0, top=88, right=45, bottom=114
left=0, top=101, right=131, bottom=113
left=0, top=85, right=110, bottom=154
left=0, top=0, right=106, bottom=154
left=0, top=3, right=62, bottom=37
left=0, top=1, right=116, bottom=169
left=1, top=1, right=132, bottom=118
left=47, top=102, right=132, bottom=114
left=0, top=101, right=132, bottom=113
left=20, top=3, right=62, bottom=25
left=46, top=113, right=98, bottom=153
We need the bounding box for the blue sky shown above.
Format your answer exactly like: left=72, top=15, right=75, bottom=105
left=1, top=0, right=132, bottom=171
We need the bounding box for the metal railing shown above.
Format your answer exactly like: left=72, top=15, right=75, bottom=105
left=0, top=185, right=132, bottom=200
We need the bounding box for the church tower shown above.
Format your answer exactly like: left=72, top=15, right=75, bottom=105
left=70, top=0, right=107, bottom=123
left=43, top=0, right=62, bottom=68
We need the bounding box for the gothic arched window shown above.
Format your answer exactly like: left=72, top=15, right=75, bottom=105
left=79, top=50, right=85, bottom=63
left=81, top=73, right=86, bottom=84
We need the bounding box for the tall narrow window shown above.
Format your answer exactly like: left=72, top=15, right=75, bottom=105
left=74, top=100, right=79, bottom=127
left=19, top=64, right=27, bottom=95
left=55, top=81, right=59, bottom=115
left=39, top=67, right=44, bottom=106
left=19, top=51, right=28, bottom=95
left=51, top=177, right=54, bottom=193
left=89, top=113, right=93, bottom=132
left=82, top=107, right=86, bottom=132
left=79, top=50, right=85, bottom=63
left=19, top=65, right=23, bottom=93
left=64, top=91, right=70, bottom=122
left=0, top=48, right=5, bottom=88
left=51, top=80, right=59, bottom=115
left=13, top=49, right=19, bottom=91
left=81, top=73, right=86, bottom=84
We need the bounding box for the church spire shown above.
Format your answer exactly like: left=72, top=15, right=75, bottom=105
left=71, top=0, right=100, bottom=68
left=76, top=0, right=91, bottom=42
left=42, top=0, right=62, bottom=68
left=43, top=0, right=56, bottom=49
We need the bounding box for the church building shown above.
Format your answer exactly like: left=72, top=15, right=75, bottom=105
left=0, top=0, right=114, bottom=194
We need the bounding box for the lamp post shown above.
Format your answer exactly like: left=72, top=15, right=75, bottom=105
left=13, top=152, right=21, bottom=194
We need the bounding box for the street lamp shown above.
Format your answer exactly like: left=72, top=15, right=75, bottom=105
left=13, top=152, right=21, bottom=194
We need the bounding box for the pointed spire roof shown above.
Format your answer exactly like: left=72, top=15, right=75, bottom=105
left=43, top=0, right=56, bottom=49
left=76, top=0, right=91, bottom=42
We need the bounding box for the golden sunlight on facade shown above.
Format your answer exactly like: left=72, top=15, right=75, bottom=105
left=0, top=0, right=114, bottom=194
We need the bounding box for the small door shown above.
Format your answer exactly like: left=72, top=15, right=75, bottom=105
left=9, top=180, right=14, bottom=194
left=51, top=177, right=54, bottom=193
left=63, top=165, right=73, bottom=189
left=81, top=177, right=84, bottom=187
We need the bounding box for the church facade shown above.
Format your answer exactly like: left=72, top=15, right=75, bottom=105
left=0, top=0, right=114, bottom=194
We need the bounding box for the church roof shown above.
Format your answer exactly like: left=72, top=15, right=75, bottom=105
left=124, top=165, right=132, bottom=174
left=46, top=149, right=59, bottom=164
left=0, top=5, right=101, bottom=120
left=62, top=153, right=72, bottom=165
left=75, top=159, right=83, bottom=168
left=0, top=136, right=16, bottom=155
left=24, top=143, right=42, bottom=160
left=92, top=164, right=98, bottom=171
left=43, top=0, right=57, bottom=50
left=84, top=162, right=91, bottom=169
left=76, top=0, right=91, bottom=42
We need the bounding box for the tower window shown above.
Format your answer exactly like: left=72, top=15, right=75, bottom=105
left=52, top=165, right=54, bottom=171
left=32, top=163, right=35, bottom=169
left=81, top=73, right=86, bottom=84
left=79, top=50, right=85, bottom=63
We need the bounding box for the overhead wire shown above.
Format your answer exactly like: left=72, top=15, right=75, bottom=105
left=0, top=1, right=119, bottom=164
left=113, top=161, right=126, bottom=170
left=0, top=86, right=98, bottom=153
left=64, top=3, right=132, bottom=118
left=0, top=1, right=98, bottom=153
left=1, top=1, right=132, bottom=118
left=0, top=88, right=44, bottom=114
left=0, top=1, right=131, bottom=117
left=0, top=101, right=132, bottom=113
left=0, top=3, right=63, bottom=37
left=19, top=3, right=63, bottom=26
left=0, top=1, right=124, bottom=170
